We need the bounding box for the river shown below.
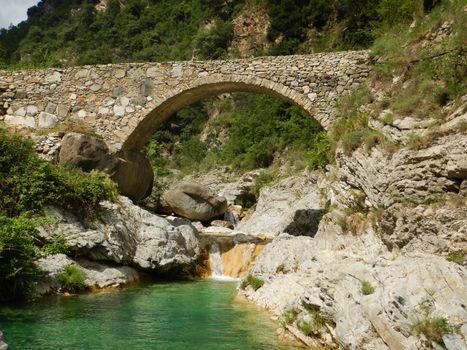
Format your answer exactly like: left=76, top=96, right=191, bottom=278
left=0, top=279, right=300, bottom=350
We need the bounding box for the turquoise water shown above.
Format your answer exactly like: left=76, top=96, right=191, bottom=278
left=0, top=280, right=299, bottom=350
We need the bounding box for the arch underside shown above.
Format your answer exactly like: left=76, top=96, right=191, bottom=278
left=122, top=77, right=317, bottom=151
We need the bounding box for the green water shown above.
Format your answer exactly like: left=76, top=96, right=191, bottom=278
left=0, top=280, right=299, bottom=350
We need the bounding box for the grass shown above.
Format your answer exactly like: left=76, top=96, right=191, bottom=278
left=57, top=265, right=86, bottom=293
left=411, top=316, right=458, bottom=343
left=298, top=321, right=314, bottom=336
left=446, top=251, right=465, bottom=265
left=361, top=280, right=375, bottom=295
left=282, top=307, right=300, bottom=325
left=239, top=274, right=264, bottom=291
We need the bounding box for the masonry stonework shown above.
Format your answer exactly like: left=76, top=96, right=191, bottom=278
left=0, top=51, right=370, bottom=151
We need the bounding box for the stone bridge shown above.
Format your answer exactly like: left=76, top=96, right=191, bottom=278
left=0, top=51, right=370, bottom=151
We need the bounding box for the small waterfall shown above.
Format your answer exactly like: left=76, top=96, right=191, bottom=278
left=208, top=242, right=239, bottom=281
left=209, top=242, right=224, bottom=277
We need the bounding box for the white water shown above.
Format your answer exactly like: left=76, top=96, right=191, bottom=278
left=208, top=243, right=239, bottom=282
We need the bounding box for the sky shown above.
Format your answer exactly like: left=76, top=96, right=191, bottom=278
left=0, top=0, right=41, bottom=29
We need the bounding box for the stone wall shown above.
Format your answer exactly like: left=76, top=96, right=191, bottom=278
left=0, top=51, right=370, bottom=151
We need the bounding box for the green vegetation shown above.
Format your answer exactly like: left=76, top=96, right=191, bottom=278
left=40, top=234, right=70, bottom=257
left=361, top=280, right=375, bottom=295
left=0, top=0, right=242, bottom=68
left=146, top=93, right=331, bottom=181
left=411, top=316, right=459, bottom=343
left=0, top=127, right=116, bottom=302
left=0, top=0, right=450, bottom=67
left=0, top=215, right=46, bottom=302
left=298, top=321, right=314, bottom=336
left=57, top=265, right=86, bottom=293
left=240, top=274, right=264, bottom=291
left=282, top=307, right=300, bottom=325
left=446, top=251, right=465, bottom=265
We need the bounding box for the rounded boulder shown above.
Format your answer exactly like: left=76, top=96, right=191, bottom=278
left=162, top=182, right=228, bottom=221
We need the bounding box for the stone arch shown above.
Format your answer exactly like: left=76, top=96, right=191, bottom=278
left=122, top=74, right=319, bottom=151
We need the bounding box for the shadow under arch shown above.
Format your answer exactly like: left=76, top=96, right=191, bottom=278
left=122, top=74, right=319, bottom=151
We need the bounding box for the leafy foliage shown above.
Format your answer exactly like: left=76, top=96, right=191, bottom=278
left=0, top=128, right=116, bottom=301
left=57, top=265, right=86, bottom=293
left=146, top=93, right=331, bottom=179
left=0, top=215, right=45, bottom=302
left=40, top=234, right=69, bottom=257
left=411, top=316, right=458, bottom=343
left=0, top=128, right=117, bottom=218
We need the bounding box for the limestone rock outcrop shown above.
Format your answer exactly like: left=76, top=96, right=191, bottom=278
left=35, top=254, right=139, bottom=295
left=162, top=182, right=228, bottom=221
left=240, top=232, right=467, bottom=350
left=237, top=173, right=325, bottom=237
left=41, top=196, right=201, bottom=273
left=334, top=133, right=467, bottom=207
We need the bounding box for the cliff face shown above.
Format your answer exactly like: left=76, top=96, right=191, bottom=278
left=237, top=97, right=466, bottom=349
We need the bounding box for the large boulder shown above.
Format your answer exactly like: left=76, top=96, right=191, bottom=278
left=162, top=182, right=228, bottom=221
left=59, top=132, right=116, bottom=172
left=58, top=133, right=153, bottom=201
left=41, top=196, right=201, bottom=273
left=111, top=150, right=154, bottom=201
left=237, top=174, right=325, bottom=237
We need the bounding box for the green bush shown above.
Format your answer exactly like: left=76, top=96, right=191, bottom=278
left=298, top=321, right=314, bottom=336
left=361, top=280, right=375, bottom=295
left=0, top=128, right=117, bottom=218
left=41, top=233, right=69, bottom=257
left=0, top=215, right=45, bottom=302
left=240, top=274, right=264, bottom=291
left=57, top=265, right=86, bottom=293
left=145, top=93, right=330, bottom=177
left=0, top=128, right=116, bottom=301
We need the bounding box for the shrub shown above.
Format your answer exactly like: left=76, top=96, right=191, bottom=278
left=41, top=233, right=69, bottom=257
left=57, top=265, right=86, bottom=293
left=380, top=112, right=394, bottom=126
left=240, top=274, right=264, bottom=291
left=0, top=215, right=44, bottom=302
left=361, top=280, right=375, bottom=295
left=341, top=130, right=368, bottom=155
left=411, top=316, right=458, bottom=343
left=0, top=128, right=117, bottom=218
